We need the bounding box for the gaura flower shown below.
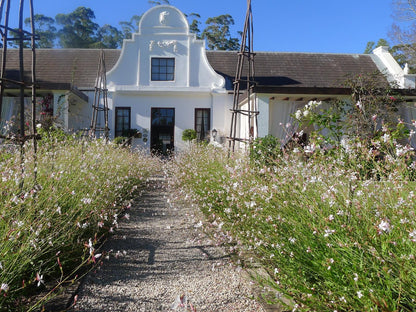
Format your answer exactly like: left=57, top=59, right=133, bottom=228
left=1, top=283, right=9, bottom=292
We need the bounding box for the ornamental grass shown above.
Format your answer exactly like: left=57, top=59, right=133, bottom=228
left=0, top=132, right=160, bottom=311
left=170, top=135, right=416, bottom=311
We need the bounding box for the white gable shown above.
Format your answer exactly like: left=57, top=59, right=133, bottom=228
left=139, top=5, right=189, bottom=35
left=106, top=5, right=225, bottom=92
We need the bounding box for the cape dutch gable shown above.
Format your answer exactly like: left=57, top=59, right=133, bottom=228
left=1, top=5, right=416, bottom=152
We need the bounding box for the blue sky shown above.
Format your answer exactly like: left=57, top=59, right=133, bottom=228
left=12, top=0, right=395, bottom=53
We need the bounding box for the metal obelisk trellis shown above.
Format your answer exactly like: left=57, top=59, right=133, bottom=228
left=0, top=0, right=38, bottom=187
left=90, top=50, right=109, bottom=140
left=228, top=0, right=258, bottom=154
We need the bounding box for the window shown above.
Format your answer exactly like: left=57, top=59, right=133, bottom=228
left=195, top=108, right=210, bottom=142
left=115, top=107, right=131, bottom=137
left=151, top=58, right=175, bottom=81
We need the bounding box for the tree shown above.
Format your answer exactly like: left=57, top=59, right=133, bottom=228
left=187, top=13, right=202, bottom=38
left=94, top=24, right=123, bottom=48
left=201, top=14, right=240, bottom=50
left=148, top=0, right=170, bottom=6
left=363, top=38, right=389, bottom=54
left=119, top=15, right=142, bottom=40
left=389, top=0, right=416, bottom=72
left=24, top=14, right=57, bottom=48
left=55, top=7, right=99, bottom=48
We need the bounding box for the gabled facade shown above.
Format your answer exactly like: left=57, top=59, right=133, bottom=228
left=105, top=5, right=231, bottom=153
left=1, top=5, right=416, bottom=152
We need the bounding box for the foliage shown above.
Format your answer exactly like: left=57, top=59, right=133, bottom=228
left=113, top=136, right=128, bottom=145
left=170, top=72, right=416, bottom=310
left=0, top=136, right=160, bottom=311
left=182, top=129, right=197, bottom=142
left=148, top=0, right=171, bottom=5
left=363, top=38, right=389, bottom=54
left=55, top=7, right=99, bottom=48
left=93, top=24, right=124, bottom=49
left=24, top=14, right=57, bottom=48
left=170, top=138, right=416, bottom=311
left=294, top=72, right=407, bottom=150
left=119, top=15, right=142, bottom=40
left=9, top=4, right=240, bottom=51
left=202, top=14, right=240, bottom=50
left=187, top=13, right=202, bottom=38
left=250, top=135, right=281, bottom=167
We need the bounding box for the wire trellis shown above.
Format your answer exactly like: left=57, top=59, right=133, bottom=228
left=0, top=0, right=38, bottom=189
left=228, top=0, right=258, bottom=154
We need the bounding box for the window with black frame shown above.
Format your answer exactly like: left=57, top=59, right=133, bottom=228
left=151, top=58, right=175, bottom=81
left=115, top=107, right=131, bottom=137
left=195, top=108, right=210, bottom=142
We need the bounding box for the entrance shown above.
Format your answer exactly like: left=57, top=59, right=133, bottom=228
left=151, top=108, right=175, bottom=155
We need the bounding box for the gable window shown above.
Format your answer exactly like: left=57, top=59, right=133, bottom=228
left=195, top=108, right=210, bottom=142
left=115, top=107, right=131, bottom=137
left=151, top=57, right=175, bottom=81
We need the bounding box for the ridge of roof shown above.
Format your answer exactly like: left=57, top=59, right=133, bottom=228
left=206, top=50, right=370, bottom=57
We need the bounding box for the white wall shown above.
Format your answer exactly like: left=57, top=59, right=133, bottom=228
left=105, top=5, right=230, bottom=152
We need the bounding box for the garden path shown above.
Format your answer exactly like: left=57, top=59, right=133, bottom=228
left=67, top=177, right=266, bottom=312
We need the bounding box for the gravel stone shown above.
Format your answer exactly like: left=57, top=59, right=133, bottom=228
left=70, top=177, right=265, bottom=312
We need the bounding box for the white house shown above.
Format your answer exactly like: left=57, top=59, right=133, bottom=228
left=1, top=5, right=416, bottom=153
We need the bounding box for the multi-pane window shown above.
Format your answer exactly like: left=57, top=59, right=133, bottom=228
left=115, top=107, right=131, bottom=137
left=195, top=108, right=210, bottom=142
left=151, top=58, right=175, bottom=81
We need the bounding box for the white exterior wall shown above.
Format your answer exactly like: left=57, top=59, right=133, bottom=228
left=105, top=5, right=231, bottom=152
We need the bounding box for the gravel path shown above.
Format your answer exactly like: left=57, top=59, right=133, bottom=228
left=70, top=177, right=266, bottom=312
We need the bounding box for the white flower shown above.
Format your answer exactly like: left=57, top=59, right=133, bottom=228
left=409, top=230, right=416, bottom=241
left=295, top=110, right=302, bottom=120
left=353, top=273, right=359, bottom=282
left=378, top=220, right=390, bottom=233
left=357, top=290, right=363, bottom=299
left=36, top=272, right=44, bottom=287
left=1, top=283, right=9, bottom=292
left=303, top=110, right=310, bottom=117
left=304, top=144, right=316, bottom=154
left=382, top=133, right=390, bottom=143
left=81, top=197, right=92, bottom=204
left=324, top=228, right=335, bottom=237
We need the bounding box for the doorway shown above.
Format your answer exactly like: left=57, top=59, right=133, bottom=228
left=151, top=108, right=175, bottom=155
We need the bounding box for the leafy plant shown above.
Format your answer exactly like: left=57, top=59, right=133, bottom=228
left=182, top=129, right=197, bottom=142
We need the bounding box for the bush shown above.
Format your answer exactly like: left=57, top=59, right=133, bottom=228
left=182, top=129, right=197, bottom=142
left=249, top=134, right=281, bottom=166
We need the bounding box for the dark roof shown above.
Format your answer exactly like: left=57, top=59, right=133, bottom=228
left=0, top=49, right=120, bottom=90
left=206, top=50, right=387, bottom=93
left=1, top=48, right=386, bottom=93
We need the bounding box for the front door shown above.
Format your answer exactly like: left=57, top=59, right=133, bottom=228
left=151, top=108, right=175, bottom=155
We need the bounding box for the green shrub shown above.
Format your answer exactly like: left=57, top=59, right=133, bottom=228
left=182, top=129, right=197, bottom=142
left=249, top=134, right=281, bottom=166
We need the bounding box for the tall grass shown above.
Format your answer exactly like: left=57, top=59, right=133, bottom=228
left=0, top=133, right=160, bottom=311
left=170, top=139, right=416, bottom=311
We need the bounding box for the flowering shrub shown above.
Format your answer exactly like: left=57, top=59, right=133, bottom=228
left=170, top=142, right=416, bottom=311
left=0, top=134, right=160, bottom=310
